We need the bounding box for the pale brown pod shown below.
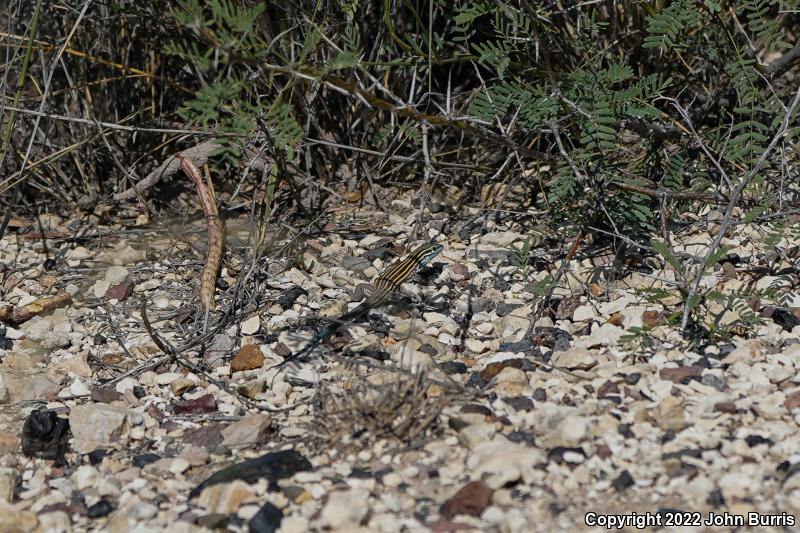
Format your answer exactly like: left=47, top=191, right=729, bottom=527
left=178, top=155, right=223, bottom=312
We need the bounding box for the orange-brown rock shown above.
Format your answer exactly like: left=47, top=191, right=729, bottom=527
left=230, top=344, right=265, bottom=372
left=642, top=310, right=665, bottom=328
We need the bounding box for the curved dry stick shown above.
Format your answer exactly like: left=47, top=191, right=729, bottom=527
left=114, top=140, right=221, bottom=201
left=115, top=142, right=272, bottom=201
left=178, top=155, right=223, bottom=312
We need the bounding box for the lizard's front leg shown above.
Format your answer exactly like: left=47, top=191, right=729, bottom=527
left=347, top=283, right=375, bottom=302
left=344, top=283, right=384, bottom=326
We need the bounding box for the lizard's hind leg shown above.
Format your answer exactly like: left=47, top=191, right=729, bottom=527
left=387, top=288, right=448, bottom=314
left=365, top=312, right=392, bottom=334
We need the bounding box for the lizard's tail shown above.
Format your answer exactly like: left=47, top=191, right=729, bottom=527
left=266, top=317, right=345, bottom=377
left=266, top=303, right=370, bottom=388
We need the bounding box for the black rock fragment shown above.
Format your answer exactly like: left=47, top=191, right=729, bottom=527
left=439, top=361, right=467, bottom=374
left=278, top=286, right=308, bottom=310
left=87, top=498, right=114, bottom=518
left=613, top=470, right=635, bottom=492
left=88, top=449, right=108, bottom=466
left=249, top=501, right=283, bottom=533
left=133, top=453, right=161, bottom=468
left=771, top=308, right=800, bottom=332
left=190, top=449, right=312, bottom=499
left=21, top=409, right=70, bottom=465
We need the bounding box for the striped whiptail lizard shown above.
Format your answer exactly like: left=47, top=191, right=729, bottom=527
left=269, top=242, right=444, bottom=373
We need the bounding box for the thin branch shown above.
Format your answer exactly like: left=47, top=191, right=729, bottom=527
left=13, top=0, right=93, bottom=193
left=305, top=137, right=488, bottom=171
left=0, top=30, right=193, bottom=94
left=766, top=39, right=800, bottom=79
left=548, top=118, right=585, bottom=184
left=1, top=105, right=229, bottom=136
left=260, top=63, right=553, bottom=161
left=679, top=85, right=800, bottom=332
left=660, top=96, right=733, bottom=190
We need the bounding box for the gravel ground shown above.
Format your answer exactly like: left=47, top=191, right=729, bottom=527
left=1, top=207, right=800, bottom=532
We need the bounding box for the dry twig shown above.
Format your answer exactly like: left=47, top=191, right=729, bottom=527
left=667, top=87, right=800, bottom=332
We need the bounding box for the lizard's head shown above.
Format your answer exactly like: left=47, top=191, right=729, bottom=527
left=410, top=242, right=444, bottom=268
